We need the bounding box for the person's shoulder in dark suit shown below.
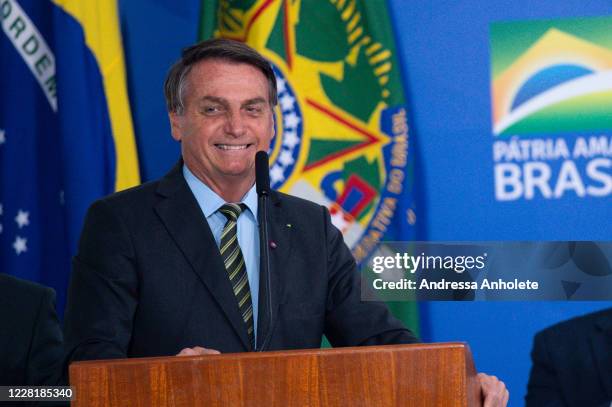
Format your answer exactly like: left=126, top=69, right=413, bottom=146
left=0, top=274, right=63, bottom=385
left=525, top=307, right=612, bottom=407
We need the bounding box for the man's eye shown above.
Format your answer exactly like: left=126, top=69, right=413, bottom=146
left=246, top=105, right=263, bottom=114
left=203, top=106, right=222, bottom=114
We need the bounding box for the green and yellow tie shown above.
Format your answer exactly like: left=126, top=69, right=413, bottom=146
left=218, top=203, right=254, bottom=348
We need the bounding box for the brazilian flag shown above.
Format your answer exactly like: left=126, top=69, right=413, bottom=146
left=0, top=0, right=140, bottom=314
left=199, top=0, right=419, bottom=338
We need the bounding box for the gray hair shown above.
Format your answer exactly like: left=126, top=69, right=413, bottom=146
left=164, top=38, right=278, bottom=114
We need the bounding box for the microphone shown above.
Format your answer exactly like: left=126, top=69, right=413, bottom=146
left=255, top=151, right=270, bottom=196
left=255, top=151, right=273, bottom=351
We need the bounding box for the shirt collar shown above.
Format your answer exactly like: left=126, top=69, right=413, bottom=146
left=183, top=164, right=258, bottom=223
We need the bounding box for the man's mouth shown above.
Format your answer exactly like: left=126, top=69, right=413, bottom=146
left=215, top=144, right=252, bottom=150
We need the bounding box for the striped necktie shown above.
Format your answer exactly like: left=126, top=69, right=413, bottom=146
left=218, top=203, right=254, bottom=349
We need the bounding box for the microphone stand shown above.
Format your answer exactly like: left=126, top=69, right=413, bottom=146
left=256, top=153, right=273, bottom=352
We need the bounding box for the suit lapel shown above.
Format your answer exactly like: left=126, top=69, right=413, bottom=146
left=154, top=163, right=252, bottom=350
left=590, top=311, right=612, bottom=400
left=256, top=191, right=292, bottom=349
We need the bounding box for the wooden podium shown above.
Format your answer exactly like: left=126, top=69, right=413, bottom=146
left=70, top=342, right=482, bottom=406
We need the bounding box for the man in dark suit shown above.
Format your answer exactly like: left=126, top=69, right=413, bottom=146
left=0, top=273, right=63, bottom=385
left=63, top=38, right=507, bottom=405
left=526, top=307, right=612, bottom=407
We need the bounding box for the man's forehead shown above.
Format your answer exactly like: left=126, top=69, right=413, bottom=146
left=190, top=58, right=266, bottom=79
left=183, top=59, right=270, bottom=105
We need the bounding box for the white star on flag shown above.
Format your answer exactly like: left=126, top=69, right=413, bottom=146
left=276, top=78, right=287, bottom=93
left=13, top=236, right=28, bottom=255
left=15, top=210, right=30, bottom=228
left=278, top=150, right=295, bottom=167
left=0, top=203, right=3, bottom=215
left=279, top=94, right=295, bottom=111
left=283, top=112, right=301, bottom=129
left=0, top=128, right=5, bottom=145
left=282, top=131, right=300, bottom=149
left=270, top=164, right=285, bottom=184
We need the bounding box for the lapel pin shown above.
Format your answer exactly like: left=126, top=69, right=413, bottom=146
left=269, top=241, right=278, bottom=249
left=286, top=223, right=292, bottom=228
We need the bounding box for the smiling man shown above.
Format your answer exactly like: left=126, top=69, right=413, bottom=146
left=168, top=58, right=275, bottom=203
left=64, top=38, right=417, bottom=360
left=63, top=39, right=507, bottom=405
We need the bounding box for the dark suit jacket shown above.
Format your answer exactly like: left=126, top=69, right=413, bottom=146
left=0, top=274, right=63, bottom=385
left=526, top=307, right=612, bottom=407
left=63, top=162, right=416, bottom=367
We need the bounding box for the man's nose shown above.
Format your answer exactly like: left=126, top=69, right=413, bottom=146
left=224, top=111, right=246, bottom=137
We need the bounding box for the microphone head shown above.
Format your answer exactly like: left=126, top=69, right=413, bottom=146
left=255, top=151, right=271, bottom=196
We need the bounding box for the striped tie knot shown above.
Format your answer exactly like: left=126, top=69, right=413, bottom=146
left=219, top=203, right=246, bottom=221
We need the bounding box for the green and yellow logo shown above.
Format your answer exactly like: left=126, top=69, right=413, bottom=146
left=490, top=16, right=612, bottom=136
left=202, top=0, right=414, bottom=261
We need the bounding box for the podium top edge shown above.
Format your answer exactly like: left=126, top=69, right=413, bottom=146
left=70, top=342, right=469, bottom=367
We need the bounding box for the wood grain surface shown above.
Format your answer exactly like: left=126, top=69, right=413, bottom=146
left=70, top=342, right=482, bottom=407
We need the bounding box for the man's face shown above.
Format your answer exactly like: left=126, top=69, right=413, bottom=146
left=169, top=59, right=274, bottom=189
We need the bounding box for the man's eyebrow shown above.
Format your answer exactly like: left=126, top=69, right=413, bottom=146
left=197, top=96, right=267, bottom=106
left=242, top=97, right=267, bottom=106
left=198, top=96, right=227, bottom=105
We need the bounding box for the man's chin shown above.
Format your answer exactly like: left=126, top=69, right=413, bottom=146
left=218, top=167, right=254, bottom=179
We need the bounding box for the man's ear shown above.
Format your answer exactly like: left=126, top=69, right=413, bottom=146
left=169, top=112, right=182, bottom=142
